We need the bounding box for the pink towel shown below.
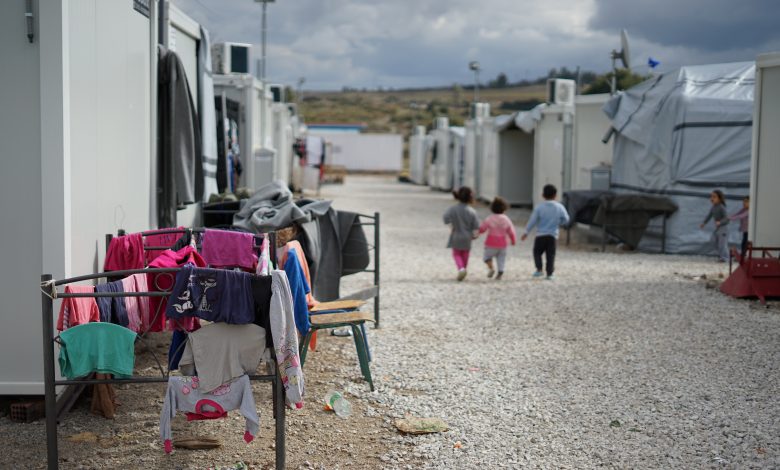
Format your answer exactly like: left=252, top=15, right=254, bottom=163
left=57, top=285, right=100, bottom=331
left=104, top=233, right=145, bottom=271
left=143, top=227, right=186, bottom=265
left=202, top=229, right=258, bottom=270
left=122, top=274, right=150, bottom=333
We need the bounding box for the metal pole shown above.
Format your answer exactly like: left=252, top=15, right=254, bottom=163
left=261, top=1, right=267, bottom=81
left=610, top=55, right=617, bottom=95
left=274, top=369, right=286, bottom=469
left=374, top=212, right=380, bottom=328
left=42, top=274, right=58, bottom=470
left=474, top=70, right=480, bottom=102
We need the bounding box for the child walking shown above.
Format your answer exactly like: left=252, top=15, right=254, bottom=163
left=728, top=196, right=749, bottom=259
left=443, top=187, right=480, bottom=281
left=520, top=184, right=570, bottom=280
left=700, top=189, right=729, bottom=262
left=479, top=197, right=516, bottom=280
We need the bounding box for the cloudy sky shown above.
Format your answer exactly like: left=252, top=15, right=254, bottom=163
left=172, top=0, right=780, bottom=90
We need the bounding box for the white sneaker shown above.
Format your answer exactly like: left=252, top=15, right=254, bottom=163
left=487, top=268, right=495, bottom=278
left=457, top=269, right=467, bottom=281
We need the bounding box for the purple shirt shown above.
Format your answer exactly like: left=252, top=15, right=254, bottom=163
left=728, top=207, right=749, bottom=232
left=201, top=229, right=258, bottom=270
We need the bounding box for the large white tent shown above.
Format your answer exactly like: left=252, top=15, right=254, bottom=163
left=604, top=61, right=754, bottom=254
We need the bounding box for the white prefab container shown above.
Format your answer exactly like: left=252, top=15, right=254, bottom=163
left=272, top=102, right=294, bottom=185
left=449, top=127, right=467, bottom=189
left=308, top=133, right=403, bottom=172
left=478, top=115, right=535, bottom=206
left=573, top=94, right=613, bottom=190
left=429, top=126, right=454, bottom=190
left=750, top=52, right=780, bottom=247
left=213, top=74, right=275, bottom=191
left=463, top=118, right=487, bottom=194
left=532, top=104, right=573, bottom=206
left=0, top=0, right=157, bottom=394
left=408, top=126, right=428, bottom=184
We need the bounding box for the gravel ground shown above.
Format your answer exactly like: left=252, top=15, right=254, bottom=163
left=2, top=175, right=779, bottom=469
left=328, top=176, right=780, bottom=469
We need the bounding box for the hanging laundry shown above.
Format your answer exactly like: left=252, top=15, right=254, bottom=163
left=257, top=236, right=271, bottom=276
left=148, top=246, right=206, bottom=332
left=178, top=323, right=266, bottom=393
left=270, top=271, right=304, bottom=408
left=201, top=229, right=258, bottom=271
left=278, top=240, right=318, bottom=308
left=144, top=227, right=189, bottom=265
left=283, top=248, right=311, bottom=335
left=56, top=285, right=100, bottom=331
left=94, top=280, right=128, bottom=327
left=166, top=265, right=254, bottom=325
left=104, top=233, right=145, bottom=271
left=121, top=274, right=150, bottom=333
left=157, top=46, right=203, bottom=228
left=251, top=275, right=274, bottom=349
left=58, top=323, right=137, bottom=379
left=167, top=329, right=189, bottom=371
left=160, top=375, right=259, bottom=454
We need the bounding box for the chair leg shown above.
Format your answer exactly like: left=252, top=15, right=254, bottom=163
left=351, top=324, right=374, bottom=391
left=359, top=322, right=372, bottom=362
left=299, top=330, right=313, bottom=367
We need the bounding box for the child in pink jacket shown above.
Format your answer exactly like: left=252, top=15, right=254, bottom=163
left=479, top=197, right=517, bottom=280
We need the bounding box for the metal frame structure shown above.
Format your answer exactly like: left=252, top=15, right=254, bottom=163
left=40, top=232, right=286, bottom=470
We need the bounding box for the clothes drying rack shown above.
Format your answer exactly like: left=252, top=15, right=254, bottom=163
left=40, top=232, right=286, bottom=470
left=199, top=208, right=382, bottom=328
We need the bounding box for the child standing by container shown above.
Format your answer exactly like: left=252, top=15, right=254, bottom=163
left=728, top=196, right=750, bottom=258
left=479, top=197, right=516, bottom=280
left=700, top=190, right=729, bottom=262
left=521, top=184, right=570, bottom=280
left=444, top=187, right=480, bottom=281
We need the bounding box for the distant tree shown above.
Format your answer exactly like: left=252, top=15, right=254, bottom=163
left=488, top=72, right=509, bottom=88
left=284, top=85, right=295, bottom=103
left=583, top=69, right=649, bottom=94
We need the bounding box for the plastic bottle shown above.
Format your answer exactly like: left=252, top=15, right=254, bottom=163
left=323, top=390, right=352, bottom=418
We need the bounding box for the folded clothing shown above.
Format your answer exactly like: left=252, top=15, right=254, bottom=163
left=166, top=265, right=254, bottom=324
left=58, top=323, right=137, bottom=379
left=57, top=285, right=100, bottom=331
left=202, top=229, right=258, bottom=270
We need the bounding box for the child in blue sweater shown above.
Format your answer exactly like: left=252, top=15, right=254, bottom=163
left=521, top=184, right=570, bottom=280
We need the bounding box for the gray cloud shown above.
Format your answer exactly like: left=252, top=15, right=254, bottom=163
left=173, top=0, right=779, bottom=89
left=589, top=0, right=780, bottom=51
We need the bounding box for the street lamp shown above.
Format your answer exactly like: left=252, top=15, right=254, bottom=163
left=254, top=0, right=275, bottom=150
left=468, top=61, right=481, bottom=103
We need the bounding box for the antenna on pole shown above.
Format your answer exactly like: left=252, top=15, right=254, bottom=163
left=610, top=29, right=631, bottom=94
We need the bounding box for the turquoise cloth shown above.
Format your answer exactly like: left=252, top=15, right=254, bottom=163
left=58, top=323, right=137, bottom=379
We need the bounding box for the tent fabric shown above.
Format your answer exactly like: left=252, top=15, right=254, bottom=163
left=592, top=194, right=678, bottom=249
left=603, top=61, right=754, bottom=254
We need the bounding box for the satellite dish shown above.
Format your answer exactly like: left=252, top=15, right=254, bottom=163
left=468, top=61, right=480, bottom=71
left=611, top=29, right=631, bottom=71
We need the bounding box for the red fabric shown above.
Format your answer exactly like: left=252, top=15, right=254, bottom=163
left=186, top=398, right=228, bottom=421
left=103, top=233, right=145, bottom=271
left=143, top=227, right=186, bottom=265
left=164, top=439, right=173, bottom=454
left=147, top=247, right=206, bottom=332
left=56, top=285, right=100, bottom=331
left=243, top=430, right=254, bottom=444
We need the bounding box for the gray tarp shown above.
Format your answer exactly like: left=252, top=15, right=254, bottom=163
left=604, top=61, right=753, bottom=254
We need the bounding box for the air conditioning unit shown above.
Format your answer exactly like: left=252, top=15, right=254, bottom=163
left=469, top=102, right=491, bottom=119
left=212, top=42, right=251, bottom=75
left=434, top=117, right=449, bottom=130
left=546, top=79, right=576, bottom=106
left=268, top=84, right=285, bottom=103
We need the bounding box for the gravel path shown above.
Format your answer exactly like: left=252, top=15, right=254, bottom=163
left=326, top=176, right=780, bottom=469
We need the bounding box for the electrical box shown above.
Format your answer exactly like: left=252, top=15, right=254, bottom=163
left=212, top=42, right=251, bottom=75
left=547, top=79, right=576, bottom=106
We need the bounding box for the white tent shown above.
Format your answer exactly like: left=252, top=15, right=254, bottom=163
left=604, top=61, right=754, bottom=254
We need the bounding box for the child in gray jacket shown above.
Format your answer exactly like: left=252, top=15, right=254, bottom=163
left=444, top=187, right=480, bottom=281
left=700, top=189, right=729, bottom=262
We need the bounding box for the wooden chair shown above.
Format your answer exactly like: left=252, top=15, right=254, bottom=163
left=299, top=301, right=375, bottom=391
